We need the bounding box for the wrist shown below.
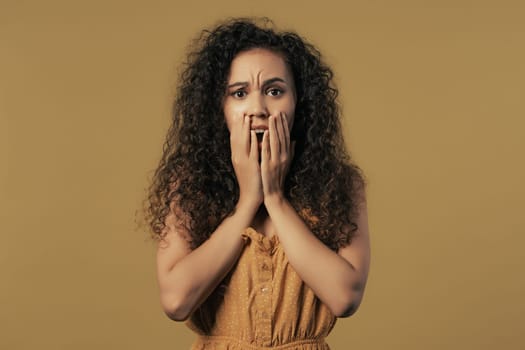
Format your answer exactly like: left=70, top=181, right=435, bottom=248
left=236, top=197, right=262, bottom=214
left=263, top=193, right=286, bottom=210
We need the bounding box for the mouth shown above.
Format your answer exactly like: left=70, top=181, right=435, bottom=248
left=251, top=126, right=267, bottom=144
left=255, top=130, right=264, bottom=143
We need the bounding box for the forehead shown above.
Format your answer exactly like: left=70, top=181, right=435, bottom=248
left=227, top=48, right=292, bottom=81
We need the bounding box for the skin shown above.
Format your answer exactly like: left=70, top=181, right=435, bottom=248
left=156, top=48, right=370, bottom=321
left=223, top=48, right=296, bottom=145
left=223, top=48, right=297, bottom=235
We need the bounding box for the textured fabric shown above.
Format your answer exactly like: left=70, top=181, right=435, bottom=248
left=185, top=227, right=337, bottom=349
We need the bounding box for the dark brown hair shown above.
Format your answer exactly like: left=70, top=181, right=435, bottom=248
left=143, top=17, right=367, bottom=251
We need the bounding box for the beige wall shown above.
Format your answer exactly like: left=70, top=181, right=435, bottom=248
left=2, top=0, right=524, bottom=349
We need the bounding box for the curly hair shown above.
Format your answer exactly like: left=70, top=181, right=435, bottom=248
left=143, top=17, right=367, bottom=251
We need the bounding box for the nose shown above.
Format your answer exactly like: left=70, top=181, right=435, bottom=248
left=247, top=94, right=269, bottom=119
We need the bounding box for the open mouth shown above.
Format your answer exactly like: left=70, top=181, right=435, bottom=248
left=256, top=132, right=264, bottom=143
left=253, top=129, right=265, bottom=143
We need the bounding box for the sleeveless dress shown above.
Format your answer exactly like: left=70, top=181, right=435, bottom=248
left=185, top=227, right=337, bottom=349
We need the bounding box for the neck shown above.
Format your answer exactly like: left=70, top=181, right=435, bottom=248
left=253, top=204, right=269, bottom=224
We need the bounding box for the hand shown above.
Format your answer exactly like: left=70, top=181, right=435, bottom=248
left=261, top=112, right=296, bottom=204
left=230, top=115, right=263, bottom=210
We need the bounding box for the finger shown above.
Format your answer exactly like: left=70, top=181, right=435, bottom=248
left=242, top=115, right=251, bottom=154
left=282, top=112, right=290, bottom=152
left=250, top=130, right=258, bottom=160
left=269, top=115, right=280, bottom=159
left=276, top=112, right=287, bottom=153
left=261, top=129, right=270, bottom=165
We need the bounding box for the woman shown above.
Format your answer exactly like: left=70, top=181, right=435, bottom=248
left=144, top=17, right=371, bottom=349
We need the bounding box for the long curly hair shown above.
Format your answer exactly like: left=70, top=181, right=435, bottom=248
left=143, top=17, right=367, bottom=251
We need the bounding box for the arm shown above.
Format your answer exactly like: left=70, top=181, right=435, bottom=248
left=156, top=200, right=258, bottom=322
left=157, top=113, right=263, bottom=322
left=261, top=113, right=371, bottom=317
left=265, top=194, right=371, bottom=318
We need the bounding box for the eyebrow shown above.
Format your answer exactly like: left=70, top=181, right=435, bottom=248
left=227, top=77, right=287, bottom=89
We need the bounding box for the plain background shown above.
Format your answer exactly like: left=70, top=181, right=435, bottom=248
left=1, top=0, right=524, bottom=349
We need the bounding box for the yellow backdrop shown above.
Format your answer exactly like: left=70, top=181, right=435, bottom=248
left=1, top=0, right=524, bottom=349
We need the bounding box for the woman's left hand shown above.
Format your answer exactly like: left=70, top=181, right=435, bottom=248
left=261, top=112, right=295, bottom=204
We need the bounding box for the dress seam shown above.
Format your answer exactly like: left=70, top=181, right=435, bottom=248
left=194, top=335, right=328, bottom=349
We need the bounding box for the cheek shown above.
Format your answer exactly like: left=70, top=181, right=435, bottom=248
left=287, top=114, right=294, bottom=130
left=223, top=105, right=237, bottom=132
left=285, top=97, right=296, bottom=126
left=284, top=104, right=295, bottom=130
left=223, top=113, right=231, bottom=132
left=271, top=101, right=295, bottom=126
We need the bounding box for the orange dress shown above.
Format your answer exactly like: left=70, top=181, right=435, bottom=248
left=185, top=227, right=337, bottom=349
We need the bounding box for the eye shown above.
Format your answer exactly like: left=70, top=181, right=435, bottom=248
left=266, top=88, right=283, bottom=97
left=231, top=90, right=247, bottom=98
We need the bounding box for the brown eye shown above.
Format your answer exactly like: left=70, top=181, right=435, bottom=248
left=232, top=90, right=247, bottom=98
left=266, top=88, right=283, bottom=97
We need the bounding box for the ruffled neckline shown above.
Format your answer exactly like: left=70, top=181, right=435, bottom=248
left=242, top=227, right=280, bottom=254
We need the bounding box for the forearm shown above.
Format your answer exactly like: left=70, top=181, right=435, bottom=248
left=265, top=196, right=364, bottom=317
left=161, top=201, right=258, bottom=321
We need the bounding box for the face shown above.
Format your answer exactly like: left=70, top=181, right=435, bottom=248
left=223, top=48, right=296, bottom=148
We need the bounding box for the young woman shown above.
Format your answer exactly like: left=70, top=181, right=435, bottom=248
left=144, top=17, right=371, bottom=349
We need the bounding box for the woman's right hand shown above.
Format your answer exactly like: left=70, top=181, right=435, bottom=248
left=230, top=115, right=263, bottom=210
